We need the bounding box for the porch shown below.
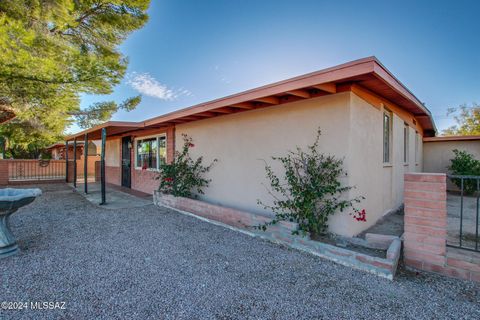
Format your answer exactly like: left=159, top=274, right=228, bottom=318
left=72, top=182, right=152, bottom=210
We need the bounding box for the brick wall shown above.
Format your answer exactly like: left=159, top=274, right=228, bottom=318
left=106, top=166, right=121, bottom=186
left=77, top=155, right=100, bottom=178
left=0, top=160, right=8, bottom=185
left=404, top=172, right=479, bottom=282
left=132, top=169, right=159, bottom=194
left=130, top=126, right=175, bottom=194
left=66, top=160, right=75, bottom=183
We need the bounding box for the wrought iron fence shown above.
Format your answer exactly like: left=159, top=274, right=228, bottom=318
left=8, top=160, right=66, bottom=181
left=447, top=175, right=480, bottom=252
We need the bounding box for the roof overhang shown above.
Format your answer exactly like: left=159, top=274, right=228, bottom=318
left=141, top=56, right=436, bottom=135
left=46, top=141, right=85, bottom=150
left=66, top=121, right=143, bottom=141
left=0, top=104, right=16, bottom=124
left=423, top=135, right=480, bottom=142
left=66, top=57, right=437, bottom=139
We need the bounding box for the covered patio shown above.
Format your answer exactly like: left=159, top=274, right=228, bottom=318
left=65, top=121, right=145, bottom=205
left=72, top=182, right=152, bottom=209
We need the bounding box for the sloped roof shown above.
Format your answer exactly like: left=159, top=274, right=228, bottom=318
left=67, top=56, right=437, bottom=141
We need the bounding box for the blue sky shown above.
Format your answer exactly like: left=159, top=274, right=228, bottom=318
left=75, top=0, right=480, bottom=134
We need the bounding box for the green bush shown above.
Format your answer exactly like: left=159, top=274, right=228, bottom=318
left=156, top=134, right=217, bottom=198
left=257, top=129, right=365, bottom=236
left=448, top=149, right=480, bottom=194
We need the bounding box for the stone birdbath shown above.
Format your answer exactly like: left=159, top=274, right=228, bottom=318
left=0, top=188, right=41, bottom=258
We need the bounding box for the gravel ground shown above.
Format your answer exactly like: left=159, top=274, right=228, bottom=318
left=0, top=184, right=479, bottom=320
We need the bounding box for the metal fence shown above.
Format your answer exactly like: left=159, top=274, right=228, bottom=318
left=447, top=175, right=480, bottom=252
left=8, top=159, right=66, bottom=181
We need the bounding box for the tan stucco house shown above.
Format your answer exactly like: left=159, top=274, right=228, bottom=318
left=67, top=57, right=437, bottom=236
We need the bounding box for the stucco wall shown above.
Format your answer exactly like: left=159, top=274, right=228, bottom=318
left=105, top=138, right=120, bottom=167
left=168, top=91, right=424, bottom=237
left=337, top=94, right=422, bottom=235
left=176, top=93, right=351, bottom=232
left=423, top=140, right=480, bottom=174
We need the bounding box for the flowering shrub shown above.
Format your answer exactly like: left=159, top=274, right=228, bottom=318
left=156, top=134, right=217, bottom=198
left=353, top=209, right=367, bottom=222
left=257, top=128, right=365, bottom=236
left=448, top=149, right=480, bottom=194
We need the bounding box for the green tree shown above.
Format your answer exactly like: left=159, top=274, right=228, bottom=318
left=0, top=0, right=150, bottom=157
left=443, top=103, right=480, bottom=136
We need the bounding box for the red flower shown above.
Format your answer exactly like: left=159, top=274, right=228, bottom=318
left=188, top=143, right=195, bottom=148
left=164, top=177, right=173, bottom=182
left=353, top=209, right=367, bottom=222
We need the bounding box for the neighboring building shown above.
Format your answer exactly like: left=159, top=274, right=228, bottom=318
left=46, top=141, right=99, bottom=160
left=423, top=135, right=480, bottom=191
left=0, top=103, right=16, bottom=124
left=67, top=57, right=437, bottom=236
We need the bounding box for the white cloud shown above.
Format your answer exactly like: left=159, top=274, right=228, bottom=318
left=126, top=73, right=189, bottom=100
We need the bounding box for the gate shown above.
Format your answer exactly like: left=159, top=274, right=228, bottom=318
left=8, top=159, right=66, bottom=182
left=447, top=175, right=480, bottom=252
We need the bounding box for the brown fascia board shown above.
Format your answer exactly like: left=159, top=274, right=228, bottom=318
left=143, top=57, right=376, bottom=127
left=65, top=57, right=437, bottom=138
left=424, top=135, right=480, bottom=142
left=65, top=121, right=143, bottom=141
left=143, top=56, right=436, bottom=134
left=371, top=59, right=436, bottom=133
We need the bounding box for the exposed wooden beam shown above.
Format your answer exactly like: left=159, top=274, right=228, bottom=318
left=150, top=122, right=176, bottom=127
left=195, top=112, right=217, bottom=117
left=230, top=102, right=255, bottom=110
left=312, top=83, right=337, bottom=93
left=213, top=107, right=235, bottom=114
left=253, top=96, right=280, bottom=105
left=286, top=90, right=310, bottom=99
left=179, top=116, right=201, bottom=121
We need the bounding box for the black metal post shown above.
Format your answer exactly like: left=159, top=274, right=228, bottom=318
left=460, top=178, right=464, bottom=247
left=73, top=138, right=77, bottom=188
left=84, top=133, right=88, bottom=194
left=100, top=128, right=106, bottom=205
left=65, top=140, right=69, bottom=182
left=476, top=179, right=479, bottom=251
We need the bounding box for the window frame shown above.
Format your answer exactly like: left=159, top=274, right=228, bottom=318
left=134, top=134, right=167, bottom=171
left=383, top=109, right=392, bottom=164
left=403, top=124, right=409, bottom=165
left=415, top=132, right=419, bottom=166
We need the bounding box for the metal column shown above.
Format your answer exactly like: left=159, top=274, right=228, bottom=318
left=100, top=128, right=106, bottom=205
left=73, top=138, right=77, bottom=188
left=84, top=133, right=88, bottom=194
left=65, top=140, right=69, bottom=182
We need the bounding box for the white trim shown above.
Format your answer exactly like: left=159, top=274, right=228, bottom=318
left=383, top=109, right=392, bottom=164
left=134, top=133, right=167, bottom=170
left=403, top=124, right=409, bottom=164
left=414, top=132, right=419, bottom=165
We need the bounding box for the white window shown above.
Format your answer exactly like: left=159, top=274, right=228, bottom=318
left=415, top=133, right=419, bottom=165
left=383, top=110, right=392, bottom=163
left=135, top=135, right=166, bottom=170
left=403, top=124, right=409, bottom=164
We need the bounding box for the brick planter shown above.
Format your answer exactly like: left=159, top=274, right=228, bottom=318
left=154, top=191, right=402, bottom=280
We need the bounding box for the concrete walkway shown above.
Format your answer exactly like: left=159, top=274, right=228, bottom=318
left=71, top=182, right=152, bottom=209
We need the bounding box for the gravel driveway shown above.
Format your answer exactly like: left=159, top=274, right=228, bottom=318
left=0, top=184, right=478, bottom=319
